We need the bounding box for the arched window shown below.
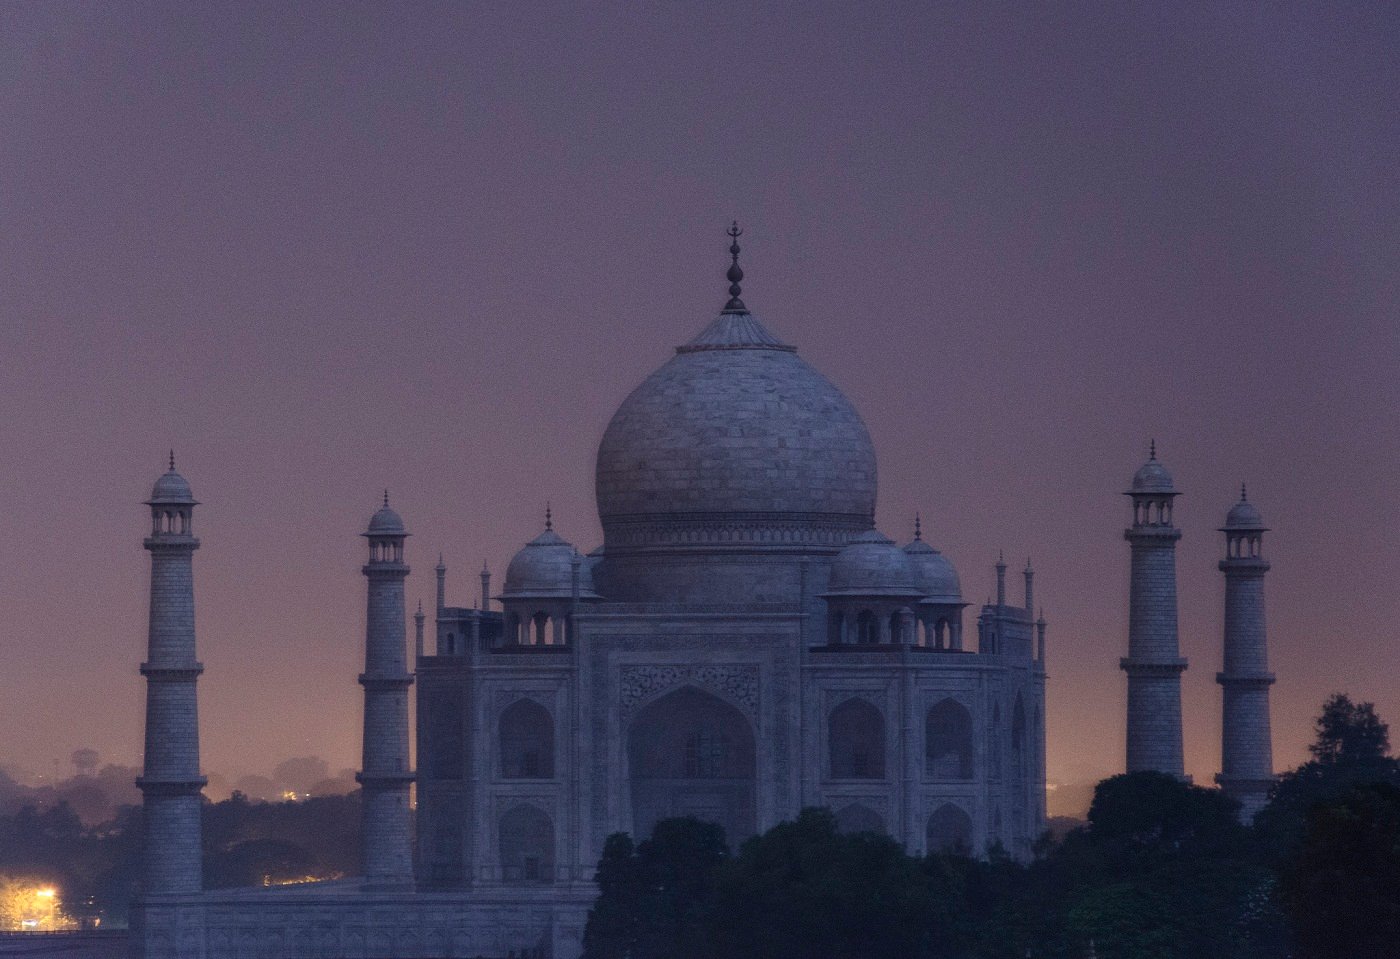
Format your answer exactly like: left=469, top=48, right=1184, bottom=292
left=834, top=803, right=885, bottom=836
left=927, top=803, right=972, bottom=854
left=926, top=698, right=974, bottom=779
left=855, top=610, right=877, bottom=644
left=500, top=699, right=554, bottom=779
left=628, top=686, right=756, bottom=845
left=829, top=698, right=885, bottom=779
left=498, top=804, right=554, bottom=883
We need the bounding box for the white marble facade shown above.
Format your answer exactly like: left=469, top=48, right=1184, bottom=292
left=411, top=294, right=1048, bottom=952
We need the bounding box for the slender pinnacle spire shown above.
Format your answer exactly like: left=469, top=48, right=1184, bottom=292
left=1240, top=482, right=1248, bottom=501
left=914, top=512, right=922, bottom=540
left=722, top=221, right=747, bottom=314
left=168, top=449, right=176, bottom=471
left=1149, top=439, right=1157, bottom=460
left=383, top=489, right=390, bottom=508
left=1026, top=557, right=1033, bottom=571
left=437, top=553, right=445, bottom=569
left=416, top=599, right=423, bottom=615
left=545, top=502, right=553, bottom=531
left=997, top=549, right=1005, bottom=566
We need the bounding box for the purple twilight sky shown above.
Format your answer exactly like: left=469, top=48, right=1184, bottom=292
left=0, top=2, right=1396, bottom=800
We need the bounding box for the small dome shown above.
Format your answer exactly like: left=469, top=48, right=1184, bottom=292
left=825, top=530, right=921, bottom=596
left=148, top=467, right=195, bottom=504
left=903, top=539, right=962, bottom=603
left=1129, top=448, right=1176, bottom=494
left=1224, top=487, right=1266, bottom=530
left=502, top=529, right=600, bottom=600
left=366, top=494, right=406, bottom=535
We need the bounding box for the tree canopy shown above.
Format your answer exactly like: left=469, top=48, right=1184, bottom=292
left=1308, top=693, right=1390, bottom=764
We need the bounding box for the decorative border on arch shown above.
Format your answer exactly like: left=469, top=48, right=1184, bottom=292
left=619, top=663, right=760, bottom=721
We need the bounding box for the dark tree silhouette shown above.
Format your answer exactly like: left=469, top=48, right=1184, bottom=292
left=1308, top=693, right=1389, bottom=764
left=1281, top=782, right=1400, bottom=959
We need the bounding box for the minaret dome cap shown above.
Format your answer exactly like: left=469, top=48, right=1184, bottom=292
left=147, top=458, right=196, bottom=505
left=1128, top=442, right=1176, bottom=494
left=366, top=492, right=407, bottom=536
left=1222, top=486, right=1267, bottom=531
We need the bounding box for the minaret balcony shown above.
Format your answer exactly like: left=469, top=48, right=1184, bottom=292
left=1215, top=671, right=1275, bottom=688
left=1119, top=656, right=1188, bottom=675
left=135, top=775, right=208, bottom=796
left=358, top=672, right=414, bottom=689
left=139, top=662, right=204, bottom=679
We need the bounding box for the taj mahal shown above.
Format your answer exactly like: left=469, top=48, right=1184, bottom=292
left=129, top=229, right=1275, bottom=958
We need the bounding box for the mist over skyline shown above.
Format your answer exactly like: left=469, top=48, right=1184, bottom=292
left=1, top=2, right=1396, bottom=800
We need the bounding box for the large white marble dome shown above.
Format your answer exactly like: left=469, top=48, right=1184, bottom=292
left=594, top=310, right=877, bottom=550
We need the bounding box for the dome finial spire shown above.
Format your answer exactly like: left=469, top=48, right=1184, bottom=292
left=1149, top=438, right=1157, bottom=460
left=383, top=489, right=390, bottom=508
left=1240, top=482, right=1248, bottom=501
left=545, top=501, right=553, bottom=531
left=722, top=221, right=747, bottom=314
left=914, top=512, right=922, bottom=540
left=168, top=449, right=176, bottom=471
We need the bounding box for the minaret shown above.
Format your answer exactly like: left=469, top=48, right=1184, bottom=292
left=414, top=600, right=426, bottom=663
left=1120, top=443, right=1187, bottom=778
left=137, top=454, right=206, bottom=894
left=1216, top=485, right=1275, bottom=821
left=1023, top=559, right=1034, bottom=614
left=356, top=492, right=414, bottom=887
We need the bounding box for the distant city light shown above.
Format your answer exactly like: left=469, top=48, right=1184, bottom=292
left=260, top=873, right=342, bottom=887
left=1, top=878, right=76, bottom=932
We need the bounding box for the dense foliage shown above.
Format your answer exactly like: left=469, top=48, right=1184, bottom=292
left=583, top=694, right=1400, bottom=959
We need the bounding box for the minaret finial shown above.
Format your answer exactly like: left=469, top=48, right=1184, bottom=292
left=914, top=512, right=922, bottom=540
left=545, top=502, right=553, bottom=531
left=1149, top=439, right=1157, bottom=460
left=169, top=449, right=175, bottom=471
left=722, top=221, right=747, bottom=314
